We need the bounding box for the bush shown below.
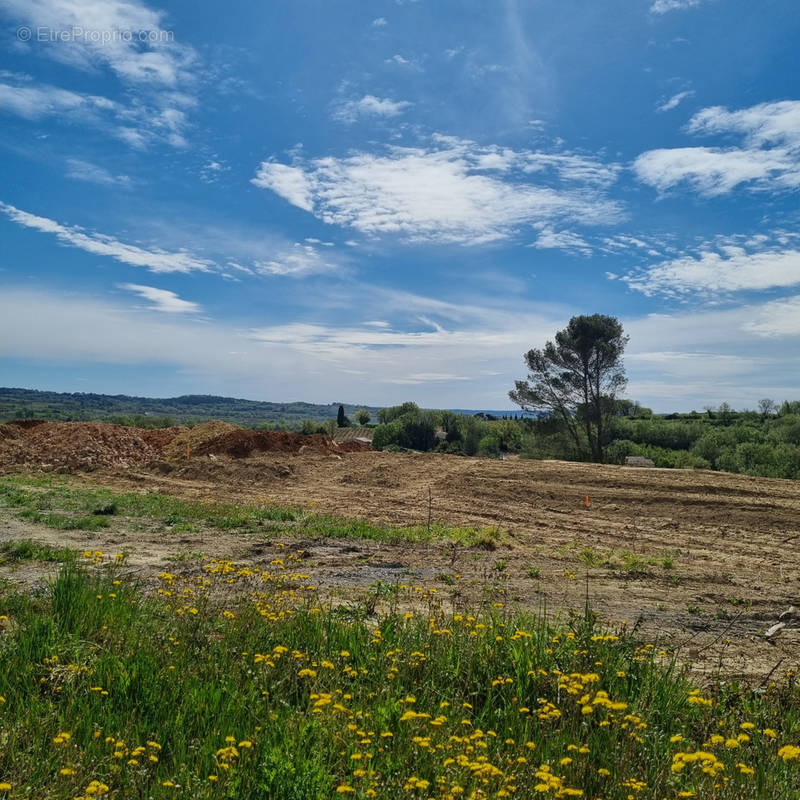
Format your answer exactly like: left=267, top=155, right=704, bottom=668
left=371, top=422, right=401, bottom=451
left=397, top=415, right=437, bottom=451
left=605, top=439, right=638, bottom=465
left=477, top=435, right=500, bottom=458
left=436, top=441, right=463, bottom=455
left=491, top=420, right=523, bottom=452
left=371, top=412, right=437, bottom=452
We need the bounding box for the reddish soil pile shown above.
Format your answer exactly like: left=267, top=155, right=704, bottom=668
left=0, top=421, right=186, bottom=471
left=163, top=420, right=241, bottom=460
left=0, top=419, right=371, bottom=473
left=191, top=430, right=369, bottom=458
left=5, top=419, right=49, bottom=430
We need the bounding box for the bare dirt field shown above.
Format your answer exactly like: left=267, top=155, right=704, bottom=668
left=2, top=420, right=799, bottom=684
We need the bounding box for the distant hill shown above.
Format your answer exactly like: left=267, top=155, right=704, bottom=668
left=0, top=387, right=383, bottom=428
left=450, top=409, right=535, bottom=419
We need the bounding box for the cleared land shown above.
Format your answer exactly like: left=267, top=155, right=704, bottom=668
left=1, top=420, right=799, bottom=682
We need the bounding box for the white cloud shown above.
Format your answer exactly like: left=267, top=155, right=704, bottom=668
left=199, top=158, right=229, bottom=183
left=0, top=0, right=199, bottom=148
left=138, top=217, right=353, bottom=281
left=600, top=233, right=672, bottom=257
left=118, top=283, right=200, bottom=313
left=65, top=158, right=131, bottom=187
left=0, top=81, right=113, bottom=119
left=372, top=17, right=387, bottom=27
left=623, top=234, right=800, bottom=296
left=743, top=296, right=800, bottom=337
left=633, top=146, right=795, bottom=195
left=254, top=243, right=338, bottom=277
left=0, top=202, right=211, bottom=273
left=0, top=76, right=190, bottom=149
left=623, top=306, right=800, bottom=408
left=334, top=94, right=412, bottom=123
left=656, top=90, right=694, bottom=113
left=688, top=100, right=800, bottom=150
left=635, top=100, right=800, bottom=195
left=3, top=0, right=196, bottom=87
left=531, top=228, right=592, bottom=256
left=650, top=0, right=710, bottom=13
left=252, top=137, right=622, bottom=244
left=251, top=163, right=314, bottom=212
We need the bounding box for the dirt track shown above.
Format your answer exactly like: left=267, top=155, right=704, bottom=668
left=2, top=445, right=800, bottom=683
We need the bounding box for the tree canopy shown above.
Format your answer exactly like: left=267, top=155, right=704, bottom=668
left=509, top=314, right=628, bottom=462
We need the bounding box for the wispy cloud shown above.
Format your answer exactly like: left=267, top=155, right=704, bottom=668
left=252, top=136, right=622, bottom=245
left=3, top=286, right=799, bottom=410
left=531, top=228, right=592, bottom=256
left=372, top=17, right=388, bottom=27
left=656, top=90, right=695, bottom=113
left=0, top=0, right=199, bottom=147
left=118, top=283, right=201, bottom=313
left=688, top=100, right=800, bottom=149
left=650, top=0, right=711, bottom=14
left=139, top=217, right=350, bottom=280
left=0, top=202, right=211, bottom=273
left=623, top=233, right=800, bottom=296
left=254, top=243, right=340, bottom=277
left=0, top=80, right=114, bottom=119
left=743, top=296, right=800, bottom=337
left=0, top=75, right=191, bottom=149
left=635, top=100, right=800, bottom=195
left=3, top=0, right=196, bottom=87
left=0, top=286, right=563, bottom=405
left=386, top=54, right=409, bottom=65
left=333, top=94, right=412, bottom=123
left=65, top=158, right=131, bottom=187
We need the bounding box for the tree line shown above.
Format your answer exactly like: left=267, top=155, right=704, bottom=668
left=368, top=314, right=800, bottom=480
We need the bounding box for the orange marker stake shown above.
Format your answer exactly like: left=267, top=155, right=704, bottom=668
left=186, top=444, right=191, bottom=458
left=584, top=496, right=590, bottom=507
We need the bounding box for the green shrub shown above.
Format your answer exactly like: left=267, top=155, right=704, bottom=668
left=477, top=435, right=500, bottom=458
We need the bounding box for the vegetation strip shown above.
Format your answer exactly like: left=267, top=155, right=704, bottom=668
left=0, top=475, right=504, bottom=547
left=0, top=555, right=799, bottom=799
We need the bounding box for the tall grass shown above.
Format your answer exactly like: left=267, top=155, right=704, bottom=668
left=0, top=554, right=799, bottom=799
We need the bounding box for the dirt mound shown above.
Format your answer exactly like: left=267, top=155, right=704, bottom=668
left=192, top=430, right=349, bottom=458
left=0, top=421, right=186, bottom=471
left=0, top=418, right=371, bottom=473
left=4, top=419, right=49, bottom=430
left=0, top=419, right=48, bottom=441
left=163, top=421, right=242, bottom=459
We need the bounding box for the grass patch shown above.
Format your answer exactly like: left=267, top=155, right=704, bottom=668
left=0, top=475, right=506, bottom=546
left=0, top=538, right=75, bottom=564
left=0, top=559, right=799, bottom=799
left=17, top=509, right=111, bottom=531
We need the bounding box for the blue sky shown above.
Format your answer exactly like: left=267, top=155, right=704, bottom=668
left=1, top=0, right=798, bottom=411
